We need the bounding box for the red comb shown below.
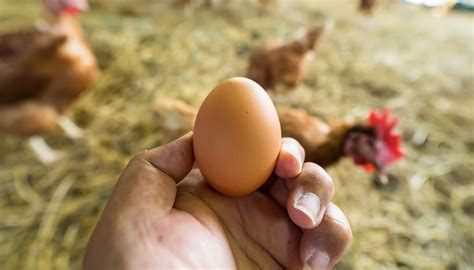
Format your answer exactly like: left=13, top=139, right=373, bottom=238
left=365, top=108, right=404, bottom=171
left=64, top=6, right=81, bottom=16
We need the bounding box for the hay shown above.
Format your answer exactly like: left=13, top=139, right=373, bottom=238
left=0, top=0, right=473, bottom=269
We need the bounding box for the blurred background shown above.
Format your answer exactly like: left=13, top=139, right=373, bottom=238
left=0, top=0, right=473, bottom=269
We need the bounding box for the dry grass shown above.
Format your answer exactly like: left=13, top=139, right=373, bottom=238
left=0, top=0, right=473, bottom=269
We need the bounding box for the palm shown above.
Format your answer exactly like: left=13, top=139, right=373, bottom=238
left=134, top=170, right=302, bottom=269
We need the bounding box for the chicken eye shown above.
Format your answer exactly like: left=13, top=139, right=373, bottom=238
left=367, top=139, right=375, bottom=148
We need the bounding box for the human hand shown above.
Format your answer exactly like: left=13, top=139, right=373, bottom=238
left=84, top=133, right=352, bottom=270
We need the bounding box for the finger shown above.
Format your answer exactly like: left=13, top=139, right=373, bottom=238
left=300, top=203, right=352, bottom=270
left=286, top=163, right=334, bottom=229
left=259, top=137, right=303, bottom=197
left=260, top=137, right=303, bottom=206
left=274, top=137, right=305, bottom=179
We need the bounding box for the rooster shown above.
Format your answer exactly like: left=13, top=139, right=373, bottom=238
left=153, top=97, right=404, bottom=184
left=247, top=22, right=331, bottom=90
left=0, top=0, right=98, bottom=164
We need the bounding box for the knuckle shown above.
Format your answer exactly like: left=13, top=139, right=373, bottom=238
left=128, top=150, right=155, bottom=169
left=302, top=162, right=334, bottom=190
left=130, top=151, right=147, bottom=164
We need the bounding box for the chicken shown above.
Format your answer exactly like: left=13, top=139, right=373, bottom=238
left=278, top=106, right=404, bottom=184
left=153, top=97, right=404, bottom=184
left=359, top=0, right=379, bottom=15
left=247, top=22, right=331, bottom=90
left=0, top=0, right=98, bottom=164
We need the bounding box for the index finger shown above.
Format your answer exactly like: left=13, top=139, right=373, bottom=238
left=258, top=137, right=304, bottom=194
left=274, top=137, right=306, bottom=179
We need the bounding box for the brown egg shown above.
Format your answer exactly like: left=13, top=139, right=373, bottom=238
left=193, top=77, right=282, bottom=197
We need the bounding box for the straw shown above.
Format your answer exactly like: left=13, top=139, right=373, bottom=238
left=0, top=0, right=473, bottom=269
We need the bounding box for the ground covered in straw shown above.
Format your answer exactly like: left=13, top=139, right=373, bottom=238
left=0, top=0, right=473, bottom=269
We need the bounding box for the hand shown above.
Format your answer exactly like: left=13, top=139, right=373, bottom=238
left=84, top=134, right=352, bottom=270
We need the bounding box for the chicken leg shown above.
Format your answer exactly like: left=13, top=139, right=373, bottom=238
left=57, top=115, right=84, bottom=140
left=28, top=136, right=62, bottom=164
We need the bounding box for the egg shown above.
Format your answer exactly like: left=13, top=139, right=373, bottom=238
left=193, top=77, right=281, bottom=197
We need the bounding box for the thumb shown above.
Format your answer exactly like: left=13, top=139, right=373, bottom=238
left=104, top=133, right=194, bottom=218
left=120, top=132, right=194, bottom=211
left=84, top=133, right=194, bottom=269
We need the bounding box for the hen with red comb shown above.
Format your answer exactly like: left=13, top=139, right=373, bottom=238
left=278, top=106, right=405, bottom=184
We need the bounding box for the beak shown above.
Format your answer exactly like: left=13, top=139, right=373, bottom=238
left=372, top=160, right=389, bottom=185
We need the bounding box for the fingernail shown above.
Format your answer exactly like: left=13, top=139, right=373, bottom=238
left=295, top=155, right=302, bottom=174
left=304, top=251, right=330, bottom=270
left=282, top=142, right=303, bottom=173
left=294, top=193, right=320, bottom=226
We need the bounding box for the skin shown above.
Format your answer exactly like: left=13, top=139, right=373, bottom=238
left=84, top=134, right=352, bottom=270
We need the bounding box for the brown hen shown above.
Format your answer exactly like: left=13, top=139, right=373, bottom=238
left=0, top=0, right=98, bottom=163
left=247, top=22, right=330, bottom=90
